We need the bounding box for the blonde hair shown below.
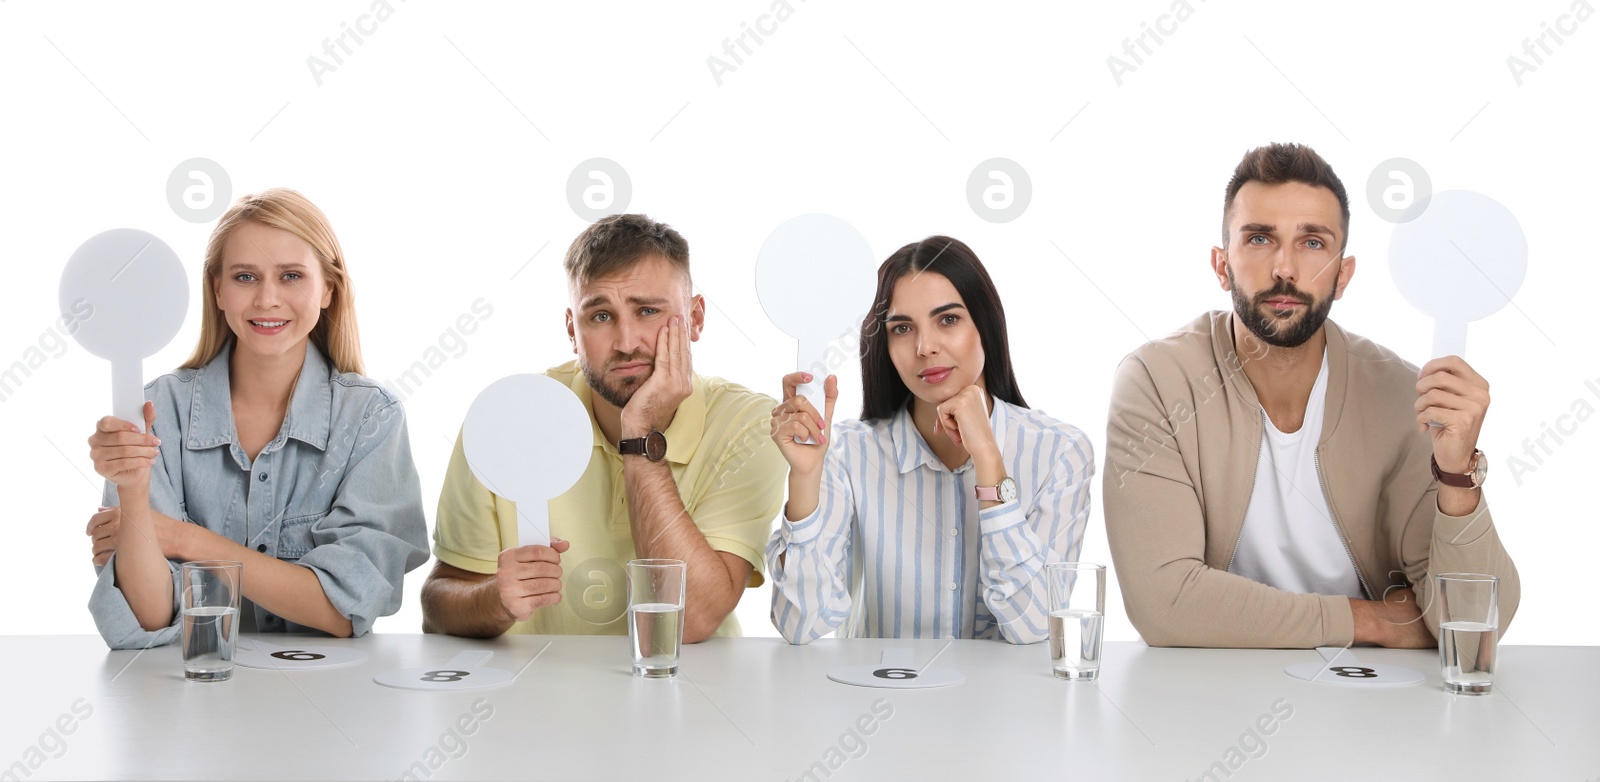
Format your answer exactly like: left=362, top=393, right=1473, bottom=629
left=182, top=188, right=364, bottom=375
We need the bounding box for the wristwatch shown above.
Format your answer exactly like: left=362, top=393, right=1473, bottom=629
left=975, top=476, right=1017, bottom=503
left=619, top=430, right=668, bottom=462
left=1431, top=449, right=1487, bottom=489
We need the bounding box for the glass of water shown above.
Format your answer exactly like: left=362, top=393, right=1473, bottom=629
left=1046, top=562, right=1106, bottom=681
left=181, top=560, right=242, bottom=682
left=626, top=559, right=686, bottom=678
left=1438, top=572, right=1499, bottom=695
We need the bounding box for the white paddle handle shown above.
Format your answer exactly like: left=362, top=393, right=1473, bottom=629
left=795, top=341, right=833, bottom=447
left=517, top=502, right=551, bottom=548
left=1431, top=319, right=1467, bottom=361
left=113, top=358, right=145, bottom=433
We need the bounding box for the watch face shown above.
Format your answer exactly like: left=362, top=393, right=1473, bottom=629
left=1473, top=451, right=1488, bottom=486
left=645, top=431, right=668, bottom=462
left=998, top=477, right=1018, bottom=504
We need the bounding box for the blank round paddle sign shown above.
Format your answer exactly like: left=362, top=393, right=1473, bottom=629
left=462, top=374, right=592, bottom=547
left=60, top=229, right=189, bottom=432
left=1388, top=190, right=1527, bottom=361
left=755, top=214, right=877, bottom=444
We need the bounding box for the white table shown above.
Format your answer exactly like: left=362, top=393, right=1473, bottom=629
left=3, top=635, right=1596, bottom=780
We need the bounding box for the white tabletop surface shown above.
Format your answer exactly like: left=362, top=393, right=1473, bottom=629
left=2, top=635, right=1596, bottom=780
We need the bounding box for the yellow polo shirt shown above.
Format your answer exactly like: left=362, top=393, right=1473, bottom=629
left=433, top=361, right=785, bottom=636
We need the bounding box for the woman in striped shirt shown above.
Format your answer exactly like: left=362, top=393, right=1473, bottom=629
left=765, top=236, right=1095, bottom=644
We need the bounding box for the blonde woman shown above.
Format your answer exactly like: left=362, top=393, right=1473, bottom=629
left=84, top=189, right=428, bottom=649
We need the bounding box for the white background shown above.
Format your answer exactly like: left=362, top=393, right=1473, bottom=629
left=2, top=1, right=1594, bottom=645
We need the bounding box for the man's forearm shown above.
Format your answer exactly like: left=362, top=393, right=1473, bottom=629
left=421, top=570, right=515, bottom=638
left=623, top=458, right=741, bottom=641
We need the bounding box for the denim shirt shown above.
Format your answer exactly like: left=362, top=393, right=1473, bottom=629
left=89, top=341, right=429, bottom=649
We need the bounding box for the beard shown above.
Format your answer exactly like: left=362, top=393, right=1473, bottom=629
left=1228, top=267, right=1336, bottom=348
left=580, top=352, right=650, bottom=409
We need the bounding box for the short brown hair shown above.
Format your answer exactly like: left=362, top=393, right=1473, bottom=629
left=1222, top=143, right=1350, bottom=252
left=563, top=213, right=690, bottom=287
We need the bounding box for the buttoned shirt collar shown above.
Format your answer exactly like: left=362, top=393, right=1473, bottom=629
left=186, top=340, right=333, bottom=467
left=887, top=394, right=1010, bottom=474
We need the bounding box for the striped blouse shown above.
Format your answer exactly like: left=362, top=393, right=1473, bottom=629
left=765, top=398, right=1094, bottom=644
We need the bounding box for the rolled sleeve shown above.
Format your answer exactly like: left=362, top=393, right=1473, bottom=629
left=977, top=433, right=1095, bottom=645
left=89, top=380, right=190, bottom=649
left=766, top=446, right=857, bottom=644
left=298, top=400, right=429, bottom=636
left=88, top=554, right=183, bottom=650
left=1401, top=491, right=1521, bottom=642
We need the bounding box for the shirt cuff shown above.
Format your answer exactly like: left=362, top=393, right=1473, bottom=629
left=87, top=552, right=183, bottom=650
left=1321, top=593, right=1357, bottom=647
left=780, top=505, right=830, bottom=548
left=977, top=500, right=1027, bottom=536
left=1433, top=497, right=1494, bottom=546
left=434, top=544, right=498, bottom=575
left=704, top=536, right=766, bottom=589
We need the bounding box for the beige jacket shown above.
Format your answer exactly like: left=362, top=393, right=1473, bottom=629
left=1104, top=311, right=1520, bottom=648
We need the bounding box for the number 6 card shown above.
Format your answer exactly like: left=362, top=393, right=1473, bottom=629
left=827, top=648, right=963, bottom=690
left=234, top=636, right=368, bottom=671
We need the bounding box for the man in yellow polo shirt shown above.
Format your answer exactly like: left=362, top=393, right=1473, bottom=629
left=421, top=214, right=784, bottom=642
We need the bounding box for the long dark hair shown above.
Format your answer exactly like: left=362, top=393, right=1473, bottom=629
left=859, top=236, right=1027, bottom=422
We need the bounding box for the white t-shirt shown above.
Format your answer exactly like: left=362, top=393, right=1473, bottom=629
left=1228, top=352, right=1365, bottom=599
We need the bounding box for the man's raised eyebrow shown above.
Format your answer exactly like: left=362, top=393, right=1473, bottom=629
left=579, top=294, right=671, bottom=310
left=1299, top=222, right=1337, bottom=237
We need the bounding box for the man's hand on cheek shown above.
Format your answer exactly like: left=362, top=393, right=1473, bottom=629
left=622, top=315, right=693, bottom=438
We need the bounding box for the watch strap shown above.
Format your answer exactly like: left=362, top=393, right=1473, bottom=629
left=975, top=476, right=1016, bottom=503
left=1431, top=451, right=1481, bottom=489
left=618, top=431, right=667, bottom=462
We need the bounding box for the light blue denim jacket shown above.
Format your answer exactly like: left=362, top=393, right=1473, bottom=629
left=89, top=340, right=429, bottom=649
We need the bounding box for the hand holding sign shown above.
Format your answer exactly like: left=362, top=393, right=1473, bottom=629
left=60, top=229, right=189, bottom=433
left=462, top=374, right=592, bottom=547
left=756, top=214, right=876, bottom=445
left=1388, top=190, right=1528, bottom=361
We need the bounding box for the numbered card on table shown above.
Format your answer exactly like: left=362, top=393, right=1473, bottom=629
left=234, top=637, right=368, bottom=671
left=827, top=649, right=963, bottom=690
left=374, top=650, right=520, bottom=692
left=1285, top=647, right=1424, bottom=687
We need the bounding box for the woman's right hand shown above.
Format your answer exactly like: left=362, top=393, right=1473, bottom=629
left=770, top=372, right=837, bottom=476
left=87, top=506, right=119, bottom=566
left=88, top=401, right=160, bottom=489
